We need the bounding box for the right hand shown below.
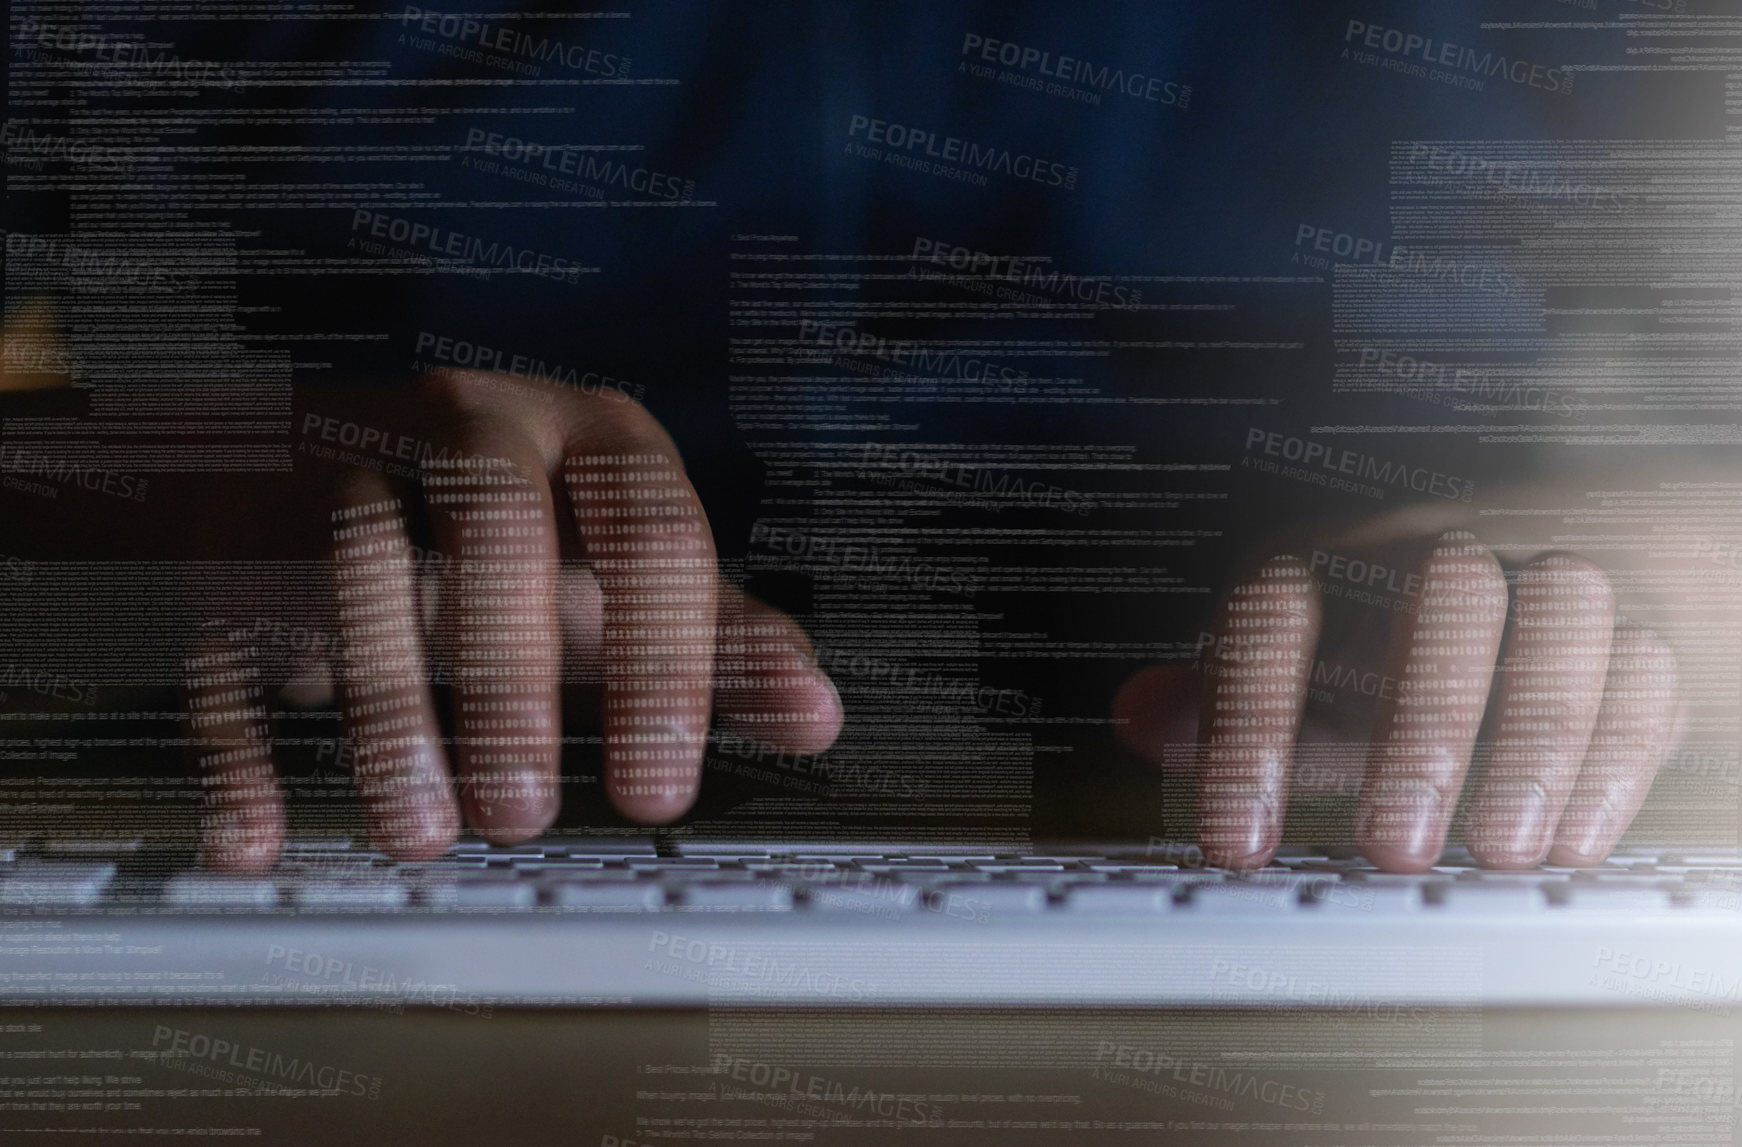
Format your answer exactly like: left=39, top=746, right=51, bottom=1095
left=1114, top=523, right=1685, bottom=873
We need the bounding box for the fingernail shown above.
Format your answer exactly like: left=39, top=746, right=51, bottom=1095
left=199, top=817, right=280, bottom=873
left=609, top=721, right=702, bottom=824
left=372, top=783, right=461, bottom=857
left=611, top=778, right=697, bottom=825
left=466, top=773, right=559, bottom=842
left=1553, top=787, right=1616, bottom=857
left=1357, top=780, right=1443, bottom=869
left=1548, top=801, right=1614, bottom=866
left=815, top=669, right=843, bottom=721
left=1198, top=795, right=1273, bottom=868
left=1470, top=781, right=1551, bottom=866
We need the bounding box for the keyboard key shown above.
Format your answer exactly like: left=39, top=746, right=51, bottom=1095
left=1087, top=863, right=1181, bottom=874
left=470, top=847, right=550, bottom=862
left=546, top=882, right=663, bottom=910
left=1308, top=883, right=1420, bottom=912
left=1572, top=871, right=1676, bottom=884
left=280, top=837, right=360, bottom=853
left=1293, top=859, right=1377, bottom=872
left=1345, top=872, right=1452, bottom=885
left=509, top=859, right=605, bottom=871
left=859, top=862, right=953, bottom=874
left=1552, top=885, right=1676, bottom=912
left=1118, top=871, right=1225, bottom=884
left=678, top=884, right=794, bottom=911
left=533, top=868, right=641, bottom=882
left=898, top=851, right=980, bottom=859
left=926, top=884, right=1046, bottom=919
left=1237, top=870, right=1320, bottom=885
left=805, top=883, right=921, bottom=913
left=746, top=860, right=854, bottom=875
left=880, top=870, right=992, bottom=885
left=1603, top=855, right=1666, bottom=868
left=654, top=868, right=764, bottom=883
left=1063, top=885, right=1173, bottom=913
left=791, top=850, right=903, bottom=860
left=289, top=880, right=409, bottom=910
left=417, top=876, right=537, bottom=909
left=1182, top=883, right=1301, bottom=913
left=548, top=837, right=658, bottom=857
left=426, top=854, right=491, bottom=867
left=670, top=841, right=774, bottom=858
left=278, top=856, right=383, bottom=873
left=162, top=875, right=279, bottom=909
left=1430, top=884, right=1546, bottom=912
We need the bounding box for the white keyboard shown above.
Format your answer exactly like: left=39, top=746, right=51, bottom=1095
left=2, top=837, right=1738, bottom=918
left=4, top=839, right=1737, bottom=1008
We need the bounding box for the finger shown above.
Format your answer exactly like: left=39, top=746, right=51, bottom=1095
left=1546, top=622, right=1679, bottom=866
left=555, top=559, right=606, bottom=677
left=331, top=485, right=459, bottom=858
left=184, top=621, right=284, bottom=872
left=423, top=555, right=608, bottom=687
left=1197, top=555, right=1319, bottom=869
left=425, top=434, right=563, bottom=842
left=714, top=585, right=843, bottom=755
left=278, top=660, right=334, bottom=708
left=1357, top=531, right=1509, bottom=872
left=1466, top=554, right=1616, bottom=868
left=562, top=408, right=717, bottom=823
left=1111, top=665, right=1201, bottom=766
left=545, top=570, right=841, bottom=753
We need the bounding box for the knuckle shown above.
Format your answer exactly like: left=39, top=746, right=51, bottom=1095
left=1610, top=623, right=1679, bottom=693
left=1501, top=691, right=1599, bottom=741
left=1520, top=552, right=1616, bottom=614
left=1424, top=532, right=1508, bottom=617
left=564, top=452, right=712, bottom=567
left=566, top=391, right=674, bottom=460
left=413, top=366, right=490, bottom=413
left=1239, top=553, right=1315, bottom=597
left=413, top=371, right=565, bottom=465
left=443, top=411, right=544, bottom=473
left=1224, top=555, right=1317, bottom=630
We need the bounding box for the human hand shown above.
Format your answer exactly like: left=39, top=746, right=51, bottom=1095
left=167, top=372, right=842, bottom=869
left=1114, top=520, right=1683, bottom=872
